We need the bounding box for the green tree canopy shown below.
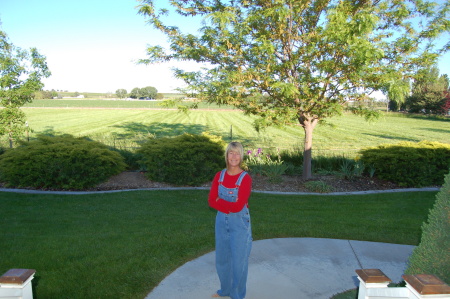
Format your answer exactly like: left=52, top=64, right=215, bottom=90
left=405, top=66, right=450, bottom=114
left=0, top=26, right=50, bottom=147
left=140, top=86, right=158, bottom=99
left=138, top=0, right=450, bottom=179
left=129, top=87, right=141, bottom=99
left=116, top=88, right=128, bottom=98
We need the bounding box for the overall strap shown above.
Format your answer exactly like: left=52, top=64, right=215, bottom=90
left=218, top=169, right=247, bottom=187
left=218, top=169, right=227, bottom=183
left=236, top=171, right=248, bottom=187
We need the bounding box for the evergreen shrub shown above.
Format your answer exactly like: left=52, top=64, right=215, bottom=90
left=0, top=134, right=126, bottom=190
left=360, top=141, right=450, bottom=187
left=138, top=133, right=225, bottom=186
left=405, top=172, right=450, bottom=283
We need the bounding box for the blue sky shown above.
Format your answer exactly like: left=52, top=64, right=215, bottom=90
left=1, top=0, right=449, bottom=94
left=0, top=0, right=195, bottom=93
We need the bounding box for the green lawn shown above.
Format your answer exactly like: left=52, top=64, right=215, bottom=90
left=18, top=106, right=450, bottom=154
left=0, top=190, right=437, bottom=298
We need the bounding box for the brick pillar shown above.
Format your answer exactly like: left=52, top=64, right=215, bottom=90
left=0, top=269, right=36, bottom=299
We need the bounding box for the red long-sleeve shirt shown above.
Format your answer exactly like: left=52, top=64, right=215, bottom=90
left=208, top=170, right=252, bottom=214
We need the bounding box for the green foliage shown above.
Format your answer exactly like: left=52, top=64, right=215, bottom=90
left=137, top=133, right=225, bottom=186
left=405, top=172, right=450, bottom=284
left=279, top=147, right=304, bottom=166
left=313, top=155, right=348, bottom=174
left=138, top=0, right=449, bottom=179
left=0, top=134, right=126, bottom=190
left=360, top=141, right=450, bottom=187
left=34, top=90, right=58, bottom=99
left=245, top=148, right=288, bottom=182
left=405, top=66, right=449, bottom=115
left=330, top=288, right=358, bottom=299
left=112, top=148, right=144, bottom=171
left=340, top=159, right=366, bottom=180
left=115, top=88, right=127, bottom=98
left=129, top=86, right=158, bottom=99
left=0, top=26, right=51, bottom=147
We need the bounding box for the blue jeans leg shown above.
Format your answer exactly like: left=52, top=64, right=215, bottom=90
left=216, top=213, right=232, bottom=296
left=215, top=212, right=252, bottom=299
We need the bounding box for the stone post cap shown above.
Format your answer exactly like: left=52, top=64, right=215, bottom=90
left=355, top=269, right=392, bottom=283
left=403, top=274, right=450, bottom=295
left=0, top=269, right=36, bottom=285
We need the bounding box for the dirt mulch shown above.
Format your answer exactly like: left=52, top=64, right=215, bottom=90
left=89, top=171, right=403, bottom=193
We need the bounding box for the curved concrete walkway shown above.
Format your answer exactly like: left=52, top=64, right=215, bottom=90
left=145, top=238, right=415, bottom=299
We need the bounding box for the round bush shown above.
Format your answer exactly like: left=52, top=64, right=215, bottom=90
left=138, top=133, right=225, bottom=186
left=0, top=134, right=126, bottom=190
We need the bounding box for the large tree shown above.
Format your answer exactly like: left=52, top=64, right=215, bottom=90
left=405, top=66, right=449, bottom=114
left=0, top=27, right=50, bottom=147
left=116, top=88, right=128, bottom=99
left=140, top=86, right=158, bottom=99
left=138, top=0, right=449, bottom=179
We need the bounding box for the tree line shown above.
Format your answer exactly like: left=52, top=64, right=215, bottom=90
left=115, top=86, right=163, bottom=99
left=389, top=66, right=450, bottom=115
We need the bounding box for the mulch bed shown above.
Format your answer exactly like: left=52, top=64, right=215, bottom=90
left=88, top=171, right=404, bottom=193
left=0, top=171, right=417, bottom=193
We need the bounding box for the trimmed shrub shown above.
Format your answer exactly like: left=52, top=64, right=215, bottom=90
left=138, top=133, right=225, bottom=186
left=0, top=134, right=126, bottom=190
left=404, top=171, right=450, bottom=284
left=360, top=141, right=450, bottom=187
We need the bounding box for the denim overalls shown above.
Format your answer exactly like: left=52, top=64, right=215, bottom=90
left=215, top=169, right=252, bottom=299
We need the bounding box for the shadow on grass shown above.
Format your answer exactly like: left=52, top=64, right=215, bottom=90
left=418, top=127, right=450, bottom=134
left=25, top=122, right=267, bottom=149
left=361, top=133, right=418, bottom=142
left=111, top=122, right=209, bottom=138
left=401, top=113, right=450, bottom=122
left=110, top=121, right=256, bottom=145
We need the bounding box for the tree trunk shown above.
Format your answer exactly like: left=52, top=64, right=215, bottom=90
left=299, top=114, right=318, bottom=180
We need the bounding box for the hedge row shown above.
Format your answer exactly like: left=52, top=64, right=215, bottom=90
left=0, top=135, right=448, bottom=190
left=360, top=141, right=450, bottom=187
left=0, top=133, right=226, bottom=189
left=0, top=135, right=126, bottom=190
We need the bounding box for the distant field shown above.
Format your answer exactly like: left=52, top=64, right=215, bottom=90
left=50, top=91, right=186, bottom=99
left=12, top=99, right=449, bottom=155
left=23, top=99, right=233, bottom=109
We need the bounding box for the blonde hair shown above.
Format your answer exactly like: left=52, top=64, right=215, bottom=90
left=225, top=142, right=244, bottom=167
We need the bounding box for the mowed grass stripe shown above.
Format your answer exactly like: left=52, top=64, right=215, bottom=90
left=22, top=108, right=450, bottom=153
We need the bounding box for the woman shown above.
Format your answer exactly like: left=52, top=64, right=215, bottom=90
left=208, top=142, right=253, bottom=299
